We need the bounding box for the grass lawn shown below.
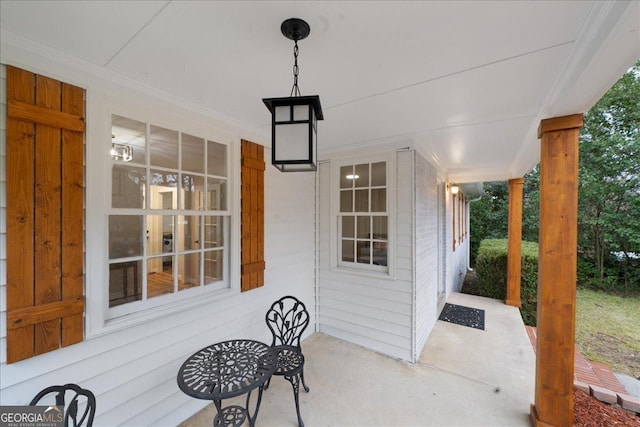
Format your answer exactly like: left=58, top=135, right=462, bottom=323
left=575, top=288, right=640, bottom=379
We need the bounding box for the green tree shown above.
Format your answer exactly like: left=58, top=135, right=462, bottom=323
left=578, top=61, right=640, bottom=291
left=469, top=181, right=509, bottom=265
left=522, top=165, right=540, bottom=243
left=471, top=62, right=640, bottom=292
left=469, top=170, right=540, bottom=265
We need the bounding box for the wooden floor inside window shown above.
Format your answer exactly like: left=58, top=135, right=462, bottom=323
left=109, top=267, right=200, bottom=307
left=147, top=270, right=199, bottom=298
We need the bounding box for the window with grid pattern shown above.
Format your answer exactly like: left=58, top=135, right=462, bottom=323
left=108, top=115, right=230, bottom=313
left=338, top=161, right=388, bottom=271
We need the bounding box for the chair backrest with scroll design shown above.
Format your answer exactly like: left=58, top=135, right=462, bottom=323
left=265, top=296, right=310, bottom=348
left=30, top=383, right=96, bottom=427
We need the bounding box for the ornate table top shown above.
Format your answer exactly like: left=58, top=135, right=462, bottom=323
left=177, top=339, right=277, bottom=401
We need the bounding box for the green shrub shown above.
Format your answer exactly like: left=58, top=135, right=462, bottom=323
left=475, top=239, right=539, bottom=326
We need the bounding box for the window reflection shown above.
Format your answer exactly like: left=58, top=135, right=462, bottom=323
left=357, top=216, right=370, bottom=239
left=204, top=216, right=223, bottom=248
left=355, top=189, right=369, bottom=212
left=373, top=241, right=387, bottom=266
left=150, top=125, right=178, bottom=169
left=371, top=162, right=386, bottom=186
left=372, top=216, right=388, bottom=240
left=355, top=164, right=369, bottom=188
left=340, top=190, right=353, bottom=212
left=179, top=253, right=201, bottom=289
left=208, top=141, right=227, bottom=177
left=150, top=171, right=178, bottom=209
left=178, top=216, right=200, bottom=251
left=109, top=115, right=231, bottom=309
left=204, top=250, right=223, bottom=284
left=371, top=188, right=386, bottom=212
left=357, top=241, right=371, bottom=264
left=182, top=174, right=204, bottom=210
left=207, top=178, right=226, bottom=210
left=111, top=115, right=146, bottom=164
left=182, top=134, right=204, bottom=173
left=112, top=164, right=145, bottom=209
left=342, top=216, right=354, bottom=238
left=342, top=240, right=355, bottom=262
left=340, top=165, right=353, bottom=189
left=109, top=216, right=143, bottom=259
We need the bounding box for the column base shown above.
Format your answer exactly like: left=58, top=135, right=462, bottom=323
left=530, top=404, right=555, bottom=427
left=505, top=299, right=522, bottom=308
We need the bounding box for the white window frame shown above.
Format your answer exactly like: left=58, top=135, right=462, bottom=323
left=330, top=153, right=396, bottom=277
left=85, top=94, right=241, bottom=338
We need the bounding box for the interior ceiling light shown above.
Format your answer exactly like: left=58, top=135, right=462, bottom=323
left=263, top=18, right=323, bottom=172
left=111, top=136, right=133, bottom=162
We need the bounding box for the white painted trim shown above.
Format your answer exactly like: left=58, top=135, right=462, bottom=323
left=314, top=161, right=324, bottom=333
left=414, top=143, right=444, bottom=173
left=319, top=135, right=414, bottom=160
left=410, top=149, right=417, bottom=362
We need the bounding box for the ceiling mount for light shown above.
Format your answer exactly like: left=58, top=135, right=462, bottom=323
left=281, top=18, right=310, bottom=42
left=263, top=18, right=323, bottom=172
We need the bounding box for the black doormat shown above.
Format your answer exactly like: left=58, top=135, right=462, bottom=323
left=438, top=303, right=485, bottom=330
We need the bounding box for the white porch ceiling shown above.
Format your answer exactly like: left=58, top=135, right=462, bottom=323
left=1, top=1, right=638, bottom=182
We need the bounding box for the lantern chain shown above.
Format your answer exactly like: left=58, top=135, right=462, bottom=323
left=290, top=41, right=302, bottom=97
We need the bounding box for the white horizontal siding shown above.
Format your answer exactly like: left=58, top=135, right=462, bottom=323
left=444, top=182, right=469, bottom=295
left=0, top=55, right=316, bottom=427
left=0, top=154, right=316, bottom=426
left=320, top=273, right=412, bottom=303
left=318, top=151, right=414, bottom=362
left=414, top=153, right=439, bottom=358
left=320, top=295, right=411, bottom=326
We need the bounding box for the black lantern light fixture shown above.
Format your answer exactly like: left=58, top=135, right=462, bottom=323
left=263, top=18, right=323, bottom=172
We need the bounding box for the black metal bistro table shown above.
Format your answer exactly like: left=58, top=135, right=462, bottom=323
left=177, top=339, right=278, bottom=427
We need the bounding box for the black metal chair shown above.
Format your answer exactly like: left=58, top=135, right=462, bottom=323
left=265, top=296, right=310, bottom=427
left=30, top=383, right=96, bottom=427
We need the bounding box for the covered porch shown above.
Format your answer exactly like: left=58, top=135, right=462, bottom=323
left=1, top=2, right=638, bottom=426
left=180, top=292, right=535, bottom=426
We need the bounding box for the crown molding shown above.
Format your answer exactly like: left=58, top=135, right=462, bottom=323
left=1, top=29, right=269, bottom=144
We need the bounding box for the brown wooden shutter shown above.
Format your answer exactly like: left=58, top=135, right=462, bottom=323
left=6, top=66, right=85, bottom=363
left=240, top=139, right=265, bottom=291
left=452, top=193, right=457, bottom=250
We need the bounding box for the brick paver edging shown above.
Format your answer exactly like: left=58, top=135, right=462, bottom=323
left=525, top=326, right=639, bottom=415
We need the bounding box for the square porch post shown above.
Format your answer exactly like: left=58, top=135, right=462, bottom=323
left=506, top=177, right=524, bottom=307
left=530, top=114, right=583, bottom=427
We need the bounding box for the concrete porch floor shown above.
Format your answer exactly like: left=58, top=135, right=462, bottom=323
left=179, top=292, right=535, bottom=426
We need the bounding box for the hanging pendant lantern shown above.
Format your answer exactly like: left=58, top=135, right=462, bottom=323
left=263, top=18, right=323, bottom=172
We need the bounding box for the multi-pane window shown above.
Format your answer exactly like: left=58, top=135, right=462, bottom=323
left=108, top=115, right=229, bottom=309
left=338, top=161, right=388, bottom=270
